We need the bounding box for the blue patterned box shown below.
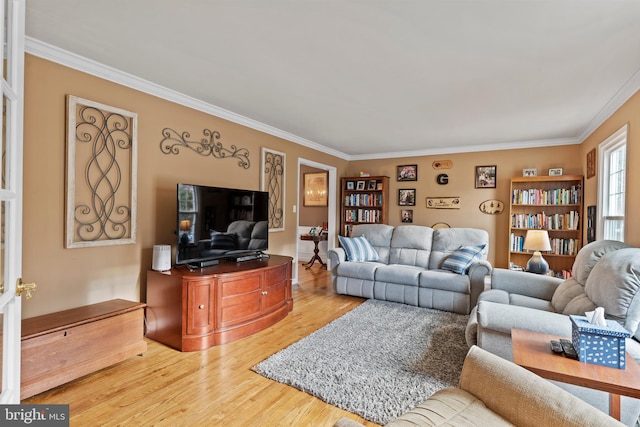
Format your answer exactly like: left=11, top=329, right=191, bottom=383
left=570, top=315, right=630, bottom=369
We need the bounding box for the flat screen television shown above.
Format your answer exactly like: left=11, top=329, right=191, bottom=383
left=176, top=183, right=269, bottom=267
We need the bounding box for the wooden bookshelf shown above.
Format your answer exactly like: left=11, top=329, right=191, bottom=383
left=508, top=175, right=584, bottom=278
left=340, top=176, right=389, bottom=236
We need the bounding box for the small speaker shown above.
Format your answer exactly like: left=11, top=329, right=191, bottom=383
left=152, top=245, right=172, bottom=271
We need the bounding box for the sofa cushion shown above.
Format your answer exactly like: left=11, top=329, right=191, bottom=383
left=385, top=387, right=512, bottom=427
left=375, top=264, right=422, bottom=286
left=585, top=248, right=640, bottom=339
left=335, top=261, right=380, bottom=281
left=551, top=278, right=584, bottom=313
left=509, top=294, right=554, bottom=312
left=442, top=244, right=486, bottom=274
left=572, top=240, right=632, bottom=285
left=338, top=235, right=380, bottom=262
left=388, top=225, right=433, bottom=268
left=351, top=224, right=394, bottom=264
left=429, top=228, right=489, bottom=270
left=226, top=220, right=255, bottom=249
left=561, top=293, right=596, bottom=316
left=419, top=269, right=471, bottom=293
left=248, top=220, right=268, bottom=250
left=207, top=232, right=237, bottom=249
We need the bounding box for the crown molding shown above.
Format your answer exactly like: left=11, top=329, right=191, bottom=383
left=25, top=36, right=636, bottom=161
left=349, top=137, right=581, bottom=161
left=577, top=66, right=640, bottom=142
left=25, top=37, right=350, bottom=161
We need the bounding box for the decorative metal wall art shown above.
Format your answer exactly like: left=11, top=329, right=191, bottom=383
left=66, top=96, right=137, bottom=248
left=160, top=128, right=250, bottom=169
left=261, top=148, right=285, bottom=231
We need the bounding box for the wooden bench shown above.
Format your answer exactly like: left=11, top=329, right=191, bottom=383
left=21, top=299, right=147, bottom=399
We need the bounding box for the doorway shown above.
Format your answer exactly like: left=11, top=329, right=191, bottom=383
left=294, top=158, right=336, bottom=284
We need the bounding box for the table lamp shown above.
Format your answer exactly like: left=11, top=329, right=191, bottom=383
left=523, top=229, right=551, bottom=274
left=179, top=219, right=191, bottom=246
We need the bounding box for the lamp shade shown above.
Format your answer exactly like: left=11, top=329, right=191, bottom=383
left=179, top=219, right=191, bottom=232
left=523, top=230, right=551, bottom=252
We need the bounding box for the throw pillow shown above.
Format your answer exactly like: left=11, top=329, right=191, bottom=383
left=338, top=235, right=380, bottom=262
left=442, top=244, right=486, bottom=274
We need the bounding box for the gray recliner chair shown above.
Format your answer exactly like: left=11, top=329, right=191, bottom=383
left=466, top=240, right=640, bottom=426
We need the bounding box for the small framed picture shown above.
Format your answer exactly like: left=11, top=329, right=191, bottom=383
left=523, top=168, right=537, bottom=177
left=586, top=148, right=596, bottom=179
left=398, top=189, right=416, bottom=206
left=356, top=181, right=366, bottom=191
left=548, top=168, right=563, bottom=176
left=346, top=181, right=355, bottom=190
left=397, top=164, right=418, bottom=181
left=475, top=165, right=496, bottom=188
left=401, top=209, right=413, bottom=223
left=368, top=179, right=377, bottom=190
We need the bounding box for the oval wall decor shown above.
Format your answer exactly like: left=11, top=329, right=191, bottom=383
left=432, top=160, right=453, bottom=169
left=479, top=199, right=504, bottom=214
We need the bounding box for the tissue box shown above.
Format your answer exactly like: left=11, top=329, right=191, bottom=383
left=570, top=315, right=630, bottom=369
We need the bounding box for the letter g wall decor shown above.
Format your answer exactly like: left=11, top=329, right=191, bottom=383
left=66, top=96, right=137, bottom=248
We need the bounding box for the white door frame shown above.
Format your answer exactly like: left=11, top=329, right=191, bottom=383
left=294, top=158, right=336, bottom=284
left=0, top=0, right=26, bottom=404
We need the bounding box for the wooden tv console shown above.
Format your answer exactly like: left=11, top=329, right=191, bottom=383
left=145, top=255, right=293, bottom=351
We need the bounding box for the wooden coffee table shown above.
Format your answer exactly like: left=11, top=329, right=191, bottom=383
left=512, top=328, right=640, bottom=421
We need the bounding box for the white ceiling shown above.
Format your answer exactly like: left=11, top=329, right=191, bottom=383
left=25, top=1, right=640, bottom=160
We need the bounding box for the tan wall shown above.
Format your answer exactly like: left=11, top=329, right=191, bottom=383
left=23, top=55, right=349, bottom=318
left=22, top=53, right=640, bottom=318
left=347, top=146, right=582, bottom=268
left=580, top=90, right=640, bottom=246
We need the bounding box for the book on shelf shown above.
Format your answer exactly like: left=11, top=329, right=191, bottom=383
left=510, top=211, right=579, bottom=230
left=511, top=184, right=581, bottom=205
left=509, top=233, right=580, bottom=256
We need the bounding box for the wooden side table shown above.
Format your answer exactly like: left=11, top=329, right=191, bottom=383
left=512, top=328, right=640, bottom=421
left=300, top=233, right=327, bottom=269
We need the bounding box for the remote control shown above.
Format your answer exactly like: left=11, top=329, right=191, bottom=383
left=560, top=339, right=579, bottom=359
left=550, top=340, right=563, bottom=354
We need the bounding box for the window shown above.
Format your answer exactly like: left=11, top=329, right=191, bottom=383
left=597, top=125, right=627, bottom=242
left=178, top=184, right=198, bottom=242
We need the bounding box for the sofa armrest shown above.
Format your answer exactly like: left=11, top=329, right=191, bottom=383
left=468, top=260, right=492, bottom=308
left=477, top=300, right=572, bottom=337
left=460, top=346, right=624, bottom=427
left=490, top=268, right=563, bottom=301
left=327, top=247, right=345, bottom=268
left=327, top=248, right=346, bottom=292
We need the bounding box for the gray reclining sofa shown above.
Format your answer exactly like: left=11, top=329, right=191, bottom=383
left=327, top=224, right=491, bottom=314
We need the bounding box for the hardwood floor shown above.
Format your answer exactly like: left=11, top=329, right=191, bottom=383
left=24, top=264, right=380, bottom=427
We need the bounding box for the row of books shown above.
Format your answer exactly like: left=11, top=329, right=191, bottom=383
left=508, top=263, right=573, bottom=279
left=344, top=193, right=384, bottom=207
left=510, top=233, right=581, bottom=255
left=551, top=269, right=574, bottom=279
left=512, top=185, right=581, bottom=205
left=344, top=209, right=382, bottom=223
left=510, top=211, right=580, bottom=230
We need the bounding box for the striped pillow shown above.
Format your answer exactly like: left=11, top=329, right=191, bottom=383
left=442, top=244, right=486, bottom=274
left=338, top=235, right=380, bottom=262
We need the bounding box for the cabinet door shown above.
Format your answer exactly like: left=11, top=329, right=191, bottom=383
left=218, top=272, right=263, bottom=328
left=185, top=279, right=214, bottom=336
left=263, top=264, right=288, bottom=313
